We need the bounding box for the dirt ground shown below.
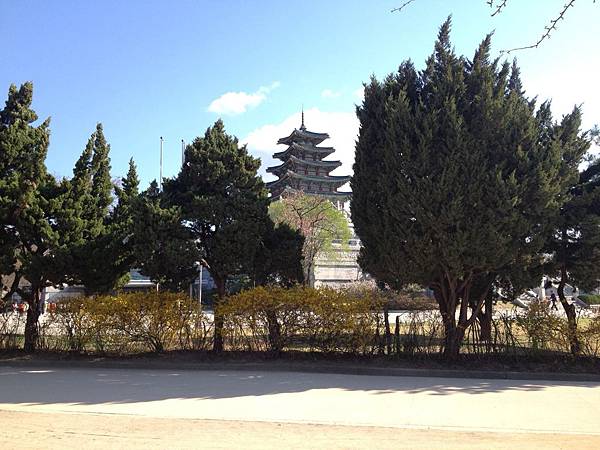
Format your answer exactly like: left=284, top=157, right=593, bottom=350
left=2, top=409, right=599, bottom=450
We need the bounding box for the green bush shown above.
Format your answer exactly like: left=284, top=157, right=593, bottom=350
left=514, top=300, right=570, bottom=353
left=580, top=314, right=600, bottom=357
left=579, top=294, right=600, bottom=305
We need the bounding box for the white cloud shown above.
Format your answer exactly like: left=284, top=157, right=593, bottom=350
left=321, top=89, right=341, bottom=99
left=208, top=81, right=280, bottom=115
left=242, top=108, right=359, bottom=187
left=353, top=86, right=365, bottom=102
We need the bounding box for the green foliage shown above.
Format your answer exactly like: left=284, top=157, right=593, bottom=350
left=547, top=154, right=600, bottom=291
left=163, top=120, right=270, bottom=351
left=351, top=18, right=583, bottom=357
left=269, top=192, right=350, bottom=285
left=250, top=221, right=304, bottom=287
left=514, top=300, right=570, bottom=352
left=66, top=124, right=134, bottom=295
left=0, top=82, right=68, bottom=351
left=164, top=120, right=270, bottom=295
left=579, top=294, right=600, bottom=305
left=132, top=180, right=199, bottom=291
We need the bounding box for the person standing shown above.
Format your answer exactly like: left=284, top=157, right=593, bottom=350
left=550, top=292, right=559, bottom=311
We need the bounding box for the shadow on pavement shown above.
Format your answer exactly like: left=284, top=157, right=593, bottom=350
left=0, top=366, right=598, bottom=406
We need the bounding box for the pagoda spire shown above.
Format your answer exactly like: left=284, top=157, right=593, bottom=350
left=266, top=113, right=351, bottom=201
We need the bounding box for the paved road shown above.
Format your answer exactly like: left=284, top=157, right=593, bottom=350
left=1, top=366, right=599, bottom=449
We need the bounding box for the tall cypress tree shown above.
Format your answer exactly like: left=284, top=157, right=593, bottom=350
left=66, top=124, right=125, bottom=294
left=352, top=19, right=572, bottom=358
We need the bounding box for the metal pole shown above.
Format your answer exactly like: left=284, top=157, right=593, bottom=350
left=160, top=136, right=164, bottom=191
left=181, top=139, right=185, bottom=167
left=198, top=264, right=203, bottom=306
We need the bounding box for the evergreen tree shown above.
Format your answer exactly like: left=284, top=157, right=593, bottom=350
left=251, top=220, right=304, bottom=287
left=545, top=118, right=598, bottom=354
left=132, top=180, right=199, bottom=291
left=164, top=120, right=269, bottom=352
left=66, top=124, right=129, bottom=294
left=0, top=83, right=71, bottom=351
left=352, top=19, right=571, bottom=358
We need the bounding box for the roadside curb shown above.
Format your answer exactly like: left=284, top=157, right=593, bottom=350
left=1, top=357, right=599, bottom=382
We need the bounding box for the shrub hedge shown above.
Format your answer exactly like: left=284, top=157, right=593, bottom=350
left=218, top=286, right=385, bottom=354
left=579, top=294, right=600, bottom=305
left=1, top=287, right=599, bottom=358
left=47, top=292, right=211, bottom=353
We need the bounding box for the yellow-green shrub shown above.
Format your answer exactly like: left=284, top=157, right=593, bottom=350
left=218, top=285, right=384, bottom=354
left=50, top=292, right=210, bottom=353
left=580, top=313, right=600, bottom=357
left=514, top=300, right=570, bottom=353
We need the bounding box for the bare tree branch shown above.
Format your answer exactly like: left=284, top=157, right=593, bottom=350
left=391, top=0, right=416, bottom=13
left=501, top=0, right=577, bottom=54
left=488, top=0, right=509, bottom=17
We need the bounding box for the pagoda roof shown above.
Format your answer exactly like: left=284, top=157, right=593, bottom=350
left=277, top=128, right=329, bottom=146
left=266, top=170, right=350, bottom=189
left=270, top=186, right=351, bottom=202
left=266, top=155, right=342, bottom=174
left=273, top=142, right=335, bottom=160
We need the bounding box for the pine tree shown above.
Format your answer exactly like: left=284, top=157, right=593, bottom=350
left=132, top=180, right=199, bottom=291
left=164, top=120, right=269, bottom=352
left=352, top=18, right=572, bottom=358
left=0, top=83, right=70, bottom=351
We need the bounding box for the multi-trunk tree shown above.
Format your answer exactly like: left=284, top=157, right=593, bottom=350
left=352, top=18, right=582, bottom=358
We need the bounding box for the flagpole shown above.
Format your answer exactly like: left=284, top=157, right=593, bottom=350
left=159, top=136, right=164, bottom=190
left=181, top=139, right=185, bottom=167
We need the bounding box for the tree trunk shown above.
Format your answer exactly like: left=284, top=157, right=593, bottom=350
left=24, top=288, right=42, bottom=353
left=442, top=320, right=465, bottom=359
left=266, top=310, right=282, bottom=354
left=303, top=258, right=314, bottom=287
left=477, top=297, right=493, bottom=342
left=212, top=276, right=226, bottom=353
left=558, top=266, right=581, bottom=355
left=394, top=315, right=400, bottom=355
left=434, top=283, right=464, bottom=360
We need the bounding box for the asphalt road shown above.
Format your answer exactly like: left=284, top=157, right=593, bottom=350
left=1, top=366, right=599, bottom=449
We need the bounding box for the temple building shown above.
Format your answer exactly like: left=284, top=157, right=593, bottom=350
left=267, top=113, right=366, bottom=287
left=266, top=112, right=351, bottom=204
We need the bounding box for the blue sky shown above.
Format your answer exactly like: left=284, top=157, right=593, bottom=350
left=2, top=0, right=599, bottom=188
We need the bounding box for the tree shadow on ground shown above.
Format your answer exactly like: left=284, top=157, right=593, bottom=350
left=0, top=365, right=598, bottom=406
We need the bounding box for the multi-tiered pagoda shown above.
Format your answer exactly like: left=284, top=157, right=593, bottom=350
left=266, top=113, right=351, bottom=201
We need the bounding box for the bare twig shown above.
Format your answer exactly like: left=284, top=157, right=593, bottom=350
left=501, top=0, right=577, bottom=54
left=490, top=0, right=509, bottom=17
left=391, top=0, right=416, bottom=13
